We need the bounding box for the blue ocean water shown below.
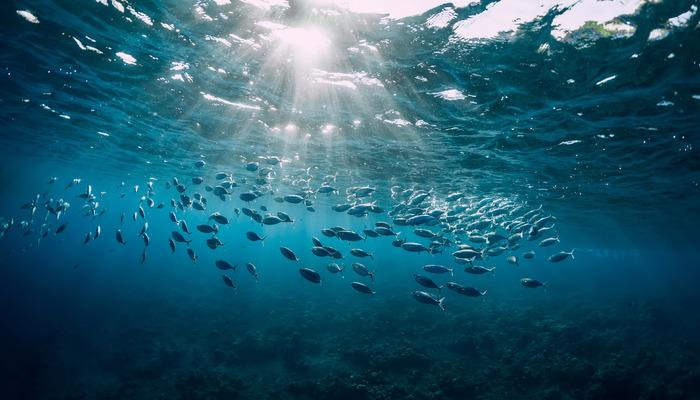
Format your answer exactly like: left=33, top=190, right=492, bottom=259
left=1, top=0, right=700, bottom=399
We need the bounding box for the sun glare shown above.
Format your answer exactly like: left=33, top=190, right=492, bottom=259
left=273, top=26, right=330, bottom=60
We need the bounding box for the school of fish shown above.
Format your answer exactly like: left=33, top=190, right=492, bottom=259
left=0, top=156, right=574, bottom=311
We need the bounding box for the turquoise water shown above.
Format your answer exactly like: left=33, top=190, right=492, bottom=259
left=1, top=1, right=700, bottom=399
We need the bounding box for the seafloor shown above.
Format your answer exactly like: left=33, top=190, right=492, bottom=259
left=3, top=290, right=698, bottom=400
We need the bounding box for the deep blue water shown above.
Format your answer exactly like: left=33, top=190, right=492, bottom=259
left=1, top=1, right=700, bottom=399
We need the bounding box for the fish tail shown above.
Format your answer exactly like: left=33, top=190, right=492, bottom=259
left=570, top=249, right=575, bottom=260
left=438, top=297, right=446, bottom=311
left=481, top=290, right=488, bottom=296
left=370, top=272, right=375, bottom=282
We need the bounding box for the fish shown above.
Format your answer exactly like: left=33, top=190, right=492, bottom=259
left=65, top=178, right=81, bottom=189
left=520, top=278, right=546, bottom=288
left=246, top=262, right=259, bottom=280
left=197, top=224, right=218, bottom=234
left=363, top=228, right=379, bottom=238
left=508, top=232, right=523, bottom=244
left=352, top=263, right=374, bottom=281
left=406, top=214, right=436, bottom=226
left=332, top=204, right=352, bottom=212
left=336, top=230, right=364, bottom=242
left=179, top=220, right=191, bottom=234
left=506, top=255, right=518, bottom=266
left=171, top=231, right=191, bottom=244
left=168, top=238, right=176, bottom=253
left=276, top=212, right=293, bottom=223
left=522, top=250, right=535, bottom=259
left=209, top=212, right=229, bottom=225
left=139, top=222, right=149, bottom=236
left=453, top=249, right=482, bottom=259
left=412, top=291, right=445, bottom=310
left=187, top=248, right=197, bottom=263
left=351, top=186, right=375, bottom=197
left=414, top=228, right=437, bottom=239
left=215, top=260, right=237, bottom=271
left=401, top=242, right=429, bottom=252
left=280, top=246, right=299, bottom=262
left=323, top=246, right=343, bottom=259
left=327, top=263, right=344, bottom=274
left=245, top=161, right=259, bottom=172
left=486, top=246, right=507, bottom=256
left=116, top=229, right=126, bottom=245
left=55, top=223, right=68, bottom=234
left=262, top=216, right=283, bottom=225
left=351, top=282, right=374, bottom=294
left=414, top=274, right=442, bottom=291
left=246, top=231, right=266, bottom=243
left=83, top=232, right=92, bottom=245
left=94, top=225, right=101, bottom=239
left=389, top=237, right=405, bottom=247
left=142, top=233, right=150, bottom=246
left=422, top=265, right=453, bottom=276
left=469, top=234, right=486, bottom=243
left=206, top=237, right=224, bottom=250
left=222, top=274, right=236, bottom=288
left=311, top=246, right=332, bottom=257
left=239, top=192, right=258, bottom=202
left=350, top=248, right=373, bottom=259
left=321, top=228, right=336, bottom=237
left=548, top=250, right=574, bottom=262
left=464, top=265, right=495, bottom=274
left=539, top=237, right=560, bottom=247
left=194, top=160, right=206, bottom=168
left=374, top=227, right=397, bottom=236
left=446, top=192, right=463, bottom=202
left=299, top=267, right=321, bottom=284
left=284, top=194, right=304, bottom=204
left=454, top=285, right=487, bottom=297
